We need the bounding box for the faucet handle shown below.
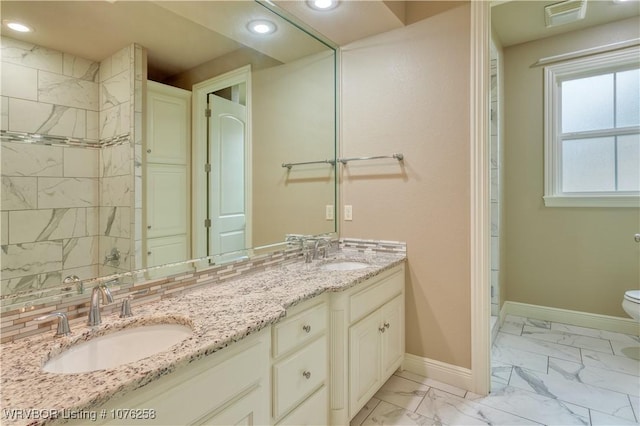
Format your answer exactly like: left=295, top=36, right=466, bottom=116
left=119, top=296, right=133, bottom=318
left=36, top=312, right=71, bottom=338
left=99, top=283, right=115, bottom=304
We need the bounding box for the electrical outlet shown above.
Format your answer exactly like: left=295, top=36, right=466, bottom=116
left=344, top=205, right=353, bottom=221
left=325, top=205, right=334, bottom=220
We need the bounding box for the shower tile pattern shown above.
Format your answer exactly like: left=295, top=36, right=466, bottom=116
left=0, top=36, right=143, bottom=295
left=352, top=315, right=639, bottom=425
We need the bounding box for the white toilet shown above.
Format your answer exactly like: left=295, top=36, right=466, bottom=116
left=622, top=290, right=640, bottom=320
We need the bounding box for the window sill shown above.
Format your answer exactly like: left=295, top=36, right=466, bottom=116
left=543, top=195, right=640, bottom=208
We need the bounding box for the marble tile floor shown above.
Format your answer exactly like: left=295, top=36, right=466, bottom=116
left=351, top=315, right=640, bottom=425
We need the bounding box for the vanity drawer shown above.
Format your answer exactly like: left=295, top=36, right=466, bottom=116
left=272, top=301, right=326, bottom=358
left=349, top=267, right=403, bottom=324
left=276, top=385, right=328, bottom=426
left=272, top=335, right=326, bottom=420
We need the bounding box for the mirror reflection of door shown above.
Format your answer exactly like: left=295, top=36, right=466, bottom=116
left=208, top=84, right=248, bottom=258
left=145, top=81, right=191, bottom=275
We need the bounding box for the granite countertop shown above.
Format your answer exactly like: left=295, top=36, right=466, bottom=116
left=0, top=249, right=405, bottom=426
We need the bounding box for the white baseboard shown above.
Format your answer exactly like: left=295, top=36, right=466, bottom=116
left=403, top=353, right=473, bottom=392
left=503, top=301, right=639, bottom=336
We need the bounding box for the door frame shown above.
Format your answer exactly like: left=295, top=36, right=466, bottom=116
left=192, top=65, right=252, bottom=260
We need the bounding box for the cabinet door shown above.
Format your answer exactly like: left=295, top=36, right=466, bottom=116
left=381, top=295, right=404, bottom=379
left=349, top=311, right=382, bottom=417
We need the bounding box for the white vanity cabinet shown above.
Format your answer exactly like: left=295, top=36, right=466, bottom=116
left=271, top=295, right=329, bottom=425
left=85, top=328, right=270, bottom=426
left=59, top=263, right=404, bottom=426
left=330, top=264, right=405, bottom=425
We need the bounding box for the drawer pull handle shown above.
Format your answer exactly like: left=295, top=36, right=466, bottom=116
left=302, top=325, right=311, bottom=333
left=302, top=371, right=311, bottom=379
left=384, top=322, right=390, bottom=329
left=379, top=326, right=386, bottom=333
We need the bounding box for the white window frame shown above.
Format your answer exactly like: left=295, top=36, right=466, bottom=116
left=543, top=45, right=640, bottom=208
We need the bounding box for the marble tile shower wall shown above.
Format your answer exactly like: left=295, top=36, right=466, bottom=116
left=0, top=36, right=142, bottom=295
left=97, top=44, right=144, bottom=277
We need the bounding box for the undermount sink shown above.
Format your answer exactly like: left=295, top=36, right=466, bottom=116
left=43, top=324, right=192, bottom=374
left=320, top=261, right=370, bottom=271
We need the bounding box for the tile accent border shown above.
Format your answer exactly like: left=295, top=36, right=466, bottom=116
left=0, top=130, right=129, bottom=147
left=503, top=301, right=639, bottom=337
left=339, top=238, right=406, bottom=254
left=403, top=353, right=473, bottom=392
left=0, top=238, right=405, bottom=344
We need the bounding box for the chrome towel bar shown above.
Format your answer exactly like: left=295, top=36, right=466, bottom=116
left=282, top=159, right=336, bottom=169
left=282, top=153, right=404, bottom=169
left=338, top=153, right=404, bottom=165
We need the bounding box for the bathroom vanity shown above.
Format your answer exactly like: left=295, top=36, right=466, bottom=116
left=0, top=248, right=405, bottom=426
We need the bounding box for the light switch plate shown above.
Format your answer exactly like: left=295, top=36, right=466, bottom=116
left=325, top=205, right=334, bottom=220
left=344, top=205, right=353, bottom=221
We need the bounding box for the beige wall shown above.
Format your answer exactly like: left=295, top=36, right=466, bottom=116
left=252, top=51, right=336, bottom=246
left=162, top=48, right=281, bottom=91
left=341, top=4, right=471, bottom=368
left=503, top=17, right=640, bottom=318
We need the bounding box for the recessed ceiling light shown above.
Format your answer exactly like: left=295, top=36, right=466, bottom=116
left=307, top=0, right=339, bottom=11
left=5, top=21, right=33, bottom=33
left=247, top=20, right=277, bottom=35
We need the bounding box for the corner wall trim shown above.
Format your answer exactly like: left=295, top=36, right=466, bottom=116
left=469, top=0, right=491, bottom=397
left=503, top=301, right=640, bottom=336
left=403, top=353, right=473, bottom=392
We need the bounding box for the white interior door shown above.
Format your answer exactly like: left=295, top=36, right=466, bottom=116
left=145, top=81, right=190, bottom=273
left=209, top=94, right=247, bottom=256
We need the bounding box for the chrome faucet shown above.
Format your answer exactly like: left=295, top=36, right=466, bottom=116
left=36, top=312, right=71, bottom=338
left=286, top=234, right=333, bottom=263
left=87, top=284, right=114, bottom=326
left=314, top=237, right=333, bottom=260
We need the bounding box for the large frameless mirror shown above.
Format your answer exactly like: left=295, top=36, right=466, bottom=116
left=0, top=0, right=337, bottom=312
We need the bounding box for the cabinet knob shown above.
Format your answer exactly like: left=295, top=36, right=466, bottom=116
left=147, top=251, right=152, bottom=256
left=378, top=326, right=386, bottom=333
left=384, top=322, right=390, bottom=329
left=302, top=371, right=311, bottom=379
left=147, top=149, right=151, bottom=154
left=302, top=325, right=311, bottom=333
left=147, top=225, right=152, bottom=230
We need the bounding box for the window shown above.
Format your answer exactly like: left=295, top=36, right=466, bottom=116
left=544, top=46, right=640, bottom=207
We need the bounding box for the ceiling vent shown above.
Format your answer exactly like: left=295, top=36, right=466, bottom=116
left=544, top=0, right=587, bottom=28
